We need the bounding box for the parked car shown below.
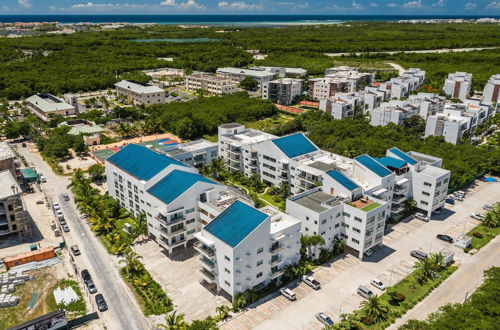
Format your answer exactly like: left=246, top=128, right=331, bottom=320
left=357, top=285, right=374, bottom=299
left=483, top=204, right=494, bottom=211
left=415, top=213, right=429, bottom=222
left=21, top=142, right=26, bottom=147
left=62, top=224, right=70, bottom=232
left=280, top=288, right=296, bottom=301
left=445, top=198, right=455, bottom=205
left=371, top=278, right=385, bottom=291
left=56, top=210, right=64, bottom=220
left=453, top=195, right=464, bottom=202
left=59, top=218, right=66, bottom=225
left=302, top=275, right=321, bottom=290
left=71, top=245, right=81, bottom=256
left=455, top=190, right=466, bottom=196
left=436, top=234, right=454, bottom=243
left=364, top=248, right=373, bottom=257
left=53, top=202, right=60, bottom=211
left=81, top=269, right=91, bottom=283
left=62, top=194, right=70, bottom=201
left=411, top=250, right=428, bottom=260
left=86, top=280, right=97, bottom=294
left=471, top=213, right=485, bottom=220
left=316, top=312, right=334, bottom=326
left=95, top=294, right=108, bottom=312
left=36, top=200, right=44, bottom=205
left=39, top=175, right=47, bottom=183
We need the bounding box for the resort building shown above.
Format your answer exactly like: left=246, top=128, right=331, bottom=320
left=0, top=142, right=16, bottom=176
left=407, top=93, right=446, bottom=119
left=443, top=72, right=473, bottom=101
left=370, top=101, right=418, bottom=126
left=216, top=68, right=275, bottom=88
left=319, top=97, right=354, bottom=119
left=158, top=139, right=218, bottom=168
left=308, top=78, right=349, bottom=101
left=25, top=93, right=76, bottom=121
left=0, top=170, right=31, bottom=239
left=483, top=74, right=500, bottom=104
left=251, top=66, right=308, bottom=78
left=261, top=78, right=304, bottom=105
left=114, top=80, right=166, bottom=105
left=324, top=66, right=374, bottom=93
left=185, top=74, right=237, bottom=95
left=194, top=201, right=301, bottom=299
left=58, top=119, right=103, bottom=146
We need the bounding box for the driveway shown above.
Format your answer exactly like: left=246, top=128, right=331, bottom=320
left=221, top=180, right=499, bottom=330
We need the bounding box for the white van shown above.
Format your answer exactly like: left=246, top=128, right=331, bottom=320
left=280, top=288, right=296, bottom=301
left=357, top=285, right=373, bottom=299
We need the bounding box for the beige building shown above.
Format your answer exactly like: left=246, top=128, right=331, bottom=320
left=0, top=170, right=31, bottom=239
left=25, top=93, right=76, bottom=121
left=115, top=80, right=166, bottom=105
left=0, top=142, right=16, bottom=176
left=185, top=74, right=237, bottom=95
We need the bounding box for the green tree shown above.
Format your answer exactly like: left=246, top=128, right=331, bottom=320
left=119, top=247, right=143, bottom=277
left=413, top=258, right=435, bottom=282
left=2, top=121, right=30, bottom=139
left=209, top=158, right=226, bottom=180
left=158, top=311, right=187, bottom=330
left=360, top=295, right=390, bottom=323
left=88, top=163, right=105, bottom=182
left=239, top=77, right=258, bottom=91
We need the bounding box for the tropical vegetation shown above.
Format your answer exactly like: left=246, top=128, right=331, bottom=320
left=466, top=203, right=500, bottom=251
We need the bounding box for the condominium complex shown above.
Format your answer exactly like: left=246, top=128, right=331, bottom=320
left=378, top=68, right=426, bottom=100
left=114, top=80, right=166, bottom=105
left=443, top=72, right=473, bottom=101
left=252, top=66, right=308, bottom=78
left=216, top=68, right=275, bottom=87
left=25, top=93, right=76, bottom=121
left=324, top=66, right=374, bottom=93
left=262, top=78, right=304, bottom=105
left=370, top=100, right=418, bottom=126
left=483, top=74, right=500, bottom=104
left=408, top=93, right=446, bottom=119
left=319, top=97, right=354, bottom=119
left=185, top=74, right=237, bottom=95
left=0, top=142, right=16, bottom=176
left=0, top=170, right=31, bottom=239
left=308, top=78, right=349, bottom=101
left=194, top=202, right=301, bottom=299
left=158, top=139, right=218, bottom=168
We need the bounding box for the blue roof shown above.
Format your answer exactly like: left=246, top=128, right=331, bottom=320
left=389, top=147, right=417, bottom=165
left=375, top=156, right=407, bottom=169
left=107, top=144, right=186, bottom=181
left=272, top=133, right=317, bottom=159
left=326, top=170, right=360, bottom=191
left=355, top=155, right=392, bottom=178
left=204, top=201, right=268, bottom=247
left=147, top=170, right=216, bottom=204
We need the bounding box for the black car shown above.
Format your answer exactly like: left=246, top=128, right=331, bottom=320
left=81, top=269, right=92, bottom=283
left=95, top=294, right=108, bottom=312
left=62, top=194, right=70, bottom=201
left=436, top=234, right=454, bottom=243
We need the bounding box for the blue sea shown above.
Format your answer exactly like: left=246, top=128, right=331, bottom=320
left=0, top=15, right=498, bottom=26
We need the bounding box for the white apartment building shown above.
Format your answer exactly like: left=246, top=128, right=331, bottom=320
left=114, top=80, right=166, bottom=105
left=158, top=139, right=218, bottom=168
left=185, top=74, right=237, bottom=95
left=324, top=66, right=374, bottom=93
left=262, top=78, right=304, bottom=105
left=216, top=67, right=275, bottom=88
left=308, top=78, right=349, bottom=100
left=319, top=97, right=354, bottom=119
left=443, top=72, right=473, bottom=101
left=402, top=68, right=426, bottom=86
left=252, top=66, right=308, bottom=78
left=25, top=93, right=76, bottom=121
left=364, top=87, right=388, bottom=112
left=370, top=100, right=418, bottom=126
left=408, top=93, right=446, bottom=119
left=194, top=201, right=301, bottom=299
left=483, top=74, right=500, bottom=104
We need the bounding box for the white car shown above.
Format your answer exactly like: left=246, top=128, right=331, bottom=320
left=280, top=288, right=296, bottom=301
left=53, top=202, right=60, bottom=210
left=316, top=312, right=334, bottom=326
left=415, top=213, right=429, bottom=222
left=471, top=213, right=485, bottom=220
left=483, top=204, right=494, bottom=211
left=371, top=278, right=385, bottom=291
left=39, top=175, right=47, bottom=183
left=302, top=275, right=321, bottom=290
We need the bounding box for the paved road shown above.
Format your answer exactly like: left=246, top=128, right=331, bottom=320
left=324, top=47, right=499, bottom=57
left=386, top=62, right=406, bottom=75
left=16, top=144, right=150, bottom=330
left=389, top=235, right=500, bottom=329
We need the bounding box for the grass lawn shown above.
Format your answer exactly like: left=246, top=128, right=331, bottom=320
left=361, top=203, right=381, bottom=212
left=259, top=192, right=285, bottom=211
left=245, top=114, right=294, bottom=133
left=466, top=223, right=500, bottom=250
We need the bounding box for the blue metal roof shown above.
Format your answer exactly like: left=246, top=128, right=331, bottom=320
left=204, top=201, right=269, bottom=248
left=147, top=170, right=216, bottom=204
left=272, top=133, right=317, bottom=158
left=355, top=155, right=392, bottom=177
left=375, top=156, right=407, bottom=169
left=107, top=144, right=186, bottom=181
left=326, top=170, right=360, bottom=191
left=389, top=147, right=417, bottom=165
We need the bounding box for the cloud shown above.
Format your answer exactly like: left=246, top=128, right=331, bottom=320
left=368, top=3, right=379, bottom=7
left=464, top=2, right=477, bottom=10
left=218, top=1, right=262, bottom=10
left=432, top=0, right=445, bottom=7
left=352, top=0, right=363, bottom=9
left=486, top=1, right=500, bottom=9
left=71, top=2, right=145, bottom=9
left=274, top=1, right=309, bottom=9
left=18, top=0, right=32, bottom=9
left=387, top=3, right=397, bottom=7
left=403, top=0, right=423, bottom=8
left=160, top=0, right=206, bottom=9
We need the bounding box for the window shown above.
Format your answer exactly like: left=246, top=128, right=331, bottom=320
left=257, top=247, right=264, bottom=254
left=353, top=227, right=361, bottom=233
left=336, top=212, right=341, bottom=217
left=335, top=223, right=340, bottom=228
left=343, top=212, right=351, bottom=217
left=146, top=202, right=151, bottom=207
left=421, top=200, right=429, bottom=205
left=225, top=281, right=231, bottom=287
left=351, top=238, right=360, bottom=244
left=424, top=182, right=432, bottom=187
left=443, top=178, right=449, bottom=183
left=186, top=219, right=195, bottom=224
left=256, top=272, right=263, bottom=278
left=256, top=260, right=263, bottom=266
left=225, top=256, right=230, bottom=262
left=354, top=216, right=362, bottom=222
left=321, top=219, right=327, bottom=224
left=263, top=155, right=276, bottom=162
left=306, top=216, right=309, bottom=220
left=436, top=182, right=442, bottom=187
left=186, top=229, right=195, bottom=235
left=186, top=208, right=195, bottom=214
left=341, top=223, right=349, bottom=228
left=340, top=233, right=348, bottom=239
left=422, top=191, right=430, bottom=196
left=225, top=268, right=230, bottom=274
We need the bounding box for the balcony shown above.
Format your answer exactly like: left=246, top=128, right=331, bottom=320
left=199, top=256, right=216, bottom=269
left=157, top=214, right=185, bottom=227
left=170, top=226, right=186, bottom=236
left=269, top=243, right=284, bottom=253
left=391, top=205, right=404, bottom=214
left=170, top=236, right=186, bottom=248
left=394, top=185, right=408, bottom=194
left=392, top=195, right=407, bottom=204
left=271, top=268, right=284, bottom=278
left=270, top=257, right=283, bottom=266
left=297, top=173, right=319, bottom=184
left=199, top=267, right=216, bottom=283
left=194, top=242, right=215, bottom=257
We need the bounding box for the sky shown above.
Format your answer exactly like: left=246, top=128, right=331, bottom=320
left=1, top=0, right=500, bottom=15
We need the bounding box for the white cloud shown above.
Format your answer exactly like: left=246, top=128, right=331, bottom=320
left=486, top=1, right=500, bottom=9
left=464, top=2, right=477, bottom=10
left=403, top=0, right=423, bottom=8
left=432, top=0, right=445, bottom=7
left=387, top=3, right=398, bottom=7
left=218, top=1, right=263, bottom=10
left=71, top=2, right=145, bottom=9
left=351, top=0, right=363, bottom=9
left=368, top=3, right=379, bottom=7
left=160, top=0, right=206, bottom=9
left=18, top=0, right=32, bottom=9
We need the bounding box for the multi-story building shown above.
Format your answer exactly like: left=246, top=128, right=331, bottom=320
left=194, top=201, right=301, bottom=300
left=402, top=68, right=426, bottom=87
left=443, top=72, right=473, bottom=101
left=308, top=78, right=349, bottom=101
left=58, top=119, right=103, bottom=146
left=364, top=87, right=388, bottom=112
left=370, top=101, right=418, bottom=126
left=483, top=74, right=500, bottom=104
left=216, top=68, right=275, bottom=88
left=262, top=78, right=304, bottom=105
left=25, top=93, right=76, bottom=121
left=319, top=97, right=354, bottom=119
left=114, top=80, right=166, bottom=105
left=0, top=170, right=31, bottom=239
left=408, top=93, right=446, bottom=119
left=251, top=66, right=308, bottom=78
left=0, top=142, right=16, bottom=176
left=185, top=74, right=237, bottom=95
left=324, top=66, right=374, bottom=93
left=158, top=139, right=218, bottom=168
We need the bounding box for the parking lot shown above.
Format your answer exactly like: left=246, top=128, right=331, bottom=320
left=221, top=179, right=499, bottom=330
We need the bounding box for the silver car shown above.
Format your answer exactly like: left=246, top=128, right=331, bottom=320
left=316, top=313, right=334, bottom=326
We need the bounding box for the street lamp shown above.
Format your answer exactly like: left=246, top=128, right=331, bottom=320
left=338, top=302, right=342, bottom=319
left=389, top=268, right=394, bottom=286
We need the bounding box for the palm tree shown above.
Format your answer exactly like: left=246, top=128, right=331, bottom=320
left=157, top=311, right=187, bottom=330
left=209, top=158, right=225, bottom=180
left=430, top=252, right=445, bottom=272
left=215, top=305, right=230, bottom=320
left=360, top=295, right=390, bottom=323
left=482, top=206, right=499, bottom=229
left=132, top=213, right=148, bottom=242
left=119, top=247, right=143, bottom=276
left=301, top=235, right=326, bottom=259
left=232, top=293, right=247, bottom=311
left=413, top=258, right=434, bottom=282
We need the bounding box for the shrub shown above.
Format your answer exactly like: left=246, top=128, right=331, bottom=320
left=473, top=232, right=484, bottom=238
left=361, top=316, right=376, bottom=325
left=390, top=291, right=406, bottom=302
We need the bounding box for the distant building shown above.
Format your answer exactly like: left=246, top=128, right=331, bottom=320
left=324, top=66, right=374, bottom=93
left=319, top=97, right=354, bottom=119
left=0, top=170, right=31, bottom=239
left=252, top=66, right=308, bottom=78
left=185, top=74, right=237, bottom=95
left=0, top=142, right=16, bottom=176
left=216, top=67, right=275, bottom=88
left=58, top=119, right=103, bottom=146
left=158, top=139, right=218, bottom=168
left=370, top=100, right=418, bottom=126
left=483, top=74, right=500, bottom=104
left=408, top=93, right=446, bottom=119
left=25, top=93, right=76, bottom=121
left=308, top=78, right=349, bottom=101
left=114, top=80, right=166, bottom=105
left=262, top=78, right=304, bottom=105
left=443, top=72, right=472, bottom=101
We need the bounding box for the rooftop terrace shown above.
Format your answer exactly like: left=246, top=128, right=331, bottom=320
left=347, top=196, right=380, bottom=212
left=291, top=190, right=342, bottom=213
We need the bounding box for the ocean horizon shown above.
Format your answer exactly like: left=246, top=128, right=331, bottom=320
left=1, top=14, right=499, bottom=26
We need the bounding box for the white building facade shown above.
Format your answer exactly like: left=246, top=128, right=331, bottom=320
left=443, top=72, right=472, bottom=101
left=115, top=80, right=166, bottom=105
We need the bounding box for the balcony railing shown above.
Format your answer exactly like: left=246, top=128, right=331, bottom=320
left=391, top=205, right=404, bottom=214
left=199, top=268, right=216, bottom=282
left=270, top=257, right=283, bottom=266
left=157, top=214, right=185, bottom=227
left=170, top=237, right=186, bottom=248
left=199, top=256, right=215, bottom=269
left=271, top=268, right=284, bottom=278
left=194, top=242, right=215, bottom=256
left=270, top=244, right=284, bottom=253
